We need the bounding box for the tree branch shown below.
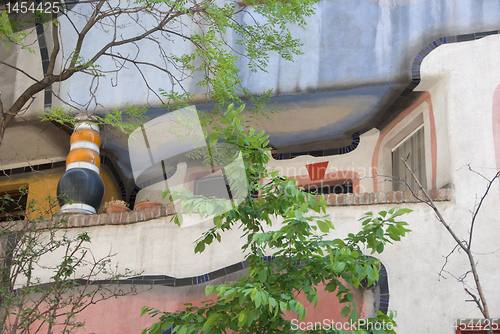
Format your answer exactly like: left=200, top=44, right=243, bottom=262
left=402, top=159, right=494, bottom=334
left=0, top=61, right=39, bottom=82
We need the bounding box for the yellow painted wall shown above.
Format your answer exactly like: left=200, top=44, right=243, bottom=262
left=99, top=165, right=123, bottom=213
left=0, top=165, right=122, bottom=218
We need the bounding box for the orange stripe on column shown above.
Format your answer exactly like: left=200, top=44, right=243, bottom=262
left=66, top=148, right=101, bottom=168
left=70, top=128, right=101, bottom=147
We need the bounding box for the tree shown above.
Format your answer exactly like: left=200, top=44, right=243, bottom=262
left=0, top=0, right=321, bottom=144
left=141, top=104, right=411, bottom=334
left=400, top=160, right=499, bottom=334
left=0, top=188, right=137, bottom=333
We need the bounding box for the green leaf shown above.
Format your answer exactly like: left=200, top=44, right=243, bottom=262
left=258, top=270, right=267, bottom=283
left=213, top=215, right=222, bottom=228
left=161, top=322, right=173, bottom=331
left=317, top=220, right=330, bottom=233
left=349, top=309, right=358, bottom=322
left=341, top=305, right=351, bottom=317
left=238, top=312, right=246, bottom=326
left=376, top=242, right=384, bottom=253
left=194, top=242, right=205, bottom=254
left=333, top=261, right=346, bottom=273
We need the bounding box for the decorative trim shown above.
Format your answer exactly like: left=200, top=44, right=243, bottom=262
left=372, top=92, right=437, bottom=192
left=74, top=122, right=100, bottom=133
left=70, top=141, right=100, bottom=153
left=377, top=263, right=389, bottom=315
left=394, top=30, right=500, bottom=107
left=118, top=260, right=249, bottom=287
left=60, top=203, right=96, bottom=215
left=66, top=161, right=100, bottom=174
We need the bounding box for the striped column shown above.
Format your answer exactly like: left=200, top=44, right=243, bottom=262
left=57, top=115, right=105, bottom=215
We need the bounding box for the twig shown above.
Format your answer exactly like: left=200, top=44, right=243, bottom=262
left=402, top=159, right=493, bottom=334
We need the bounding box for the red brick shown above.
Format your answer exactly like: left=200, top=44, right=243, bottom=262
left=429, top=189, right=437, bottom=200
left=403, top=190, right=411, bottom=202
left=354, top=193, right=360, bottom=205
left=362, top=192, right=370, bottom=204
left=338, top=194, right=345, bottom=205
left=345, top=193, right=353, bottom=205
left=136, top=210, right=145, bottom=222
left=89, top=215, right=99, bottom=226
left=438, top=189, right=446, bottom=201
left=144, top=208, right=151, bottom=220
left=327, top=194, right=334, bottom=206
left=69, top=215, right=78, bottom=226
left=152, top=206, right=160, bottom=218
left=167, top=203, right=174, bottom=215
left=386, top=191, right=394, bottom=203
left=395, top=191, right=402, bottom=203
left=111, top=212, right=120, bottom=224
left=98, top=214, right=107, bottom=225
left=77, top=215, right=86, bottom=227
left=125, top=211, right=137, bottom=224
left=160, top=205, right=167, bottom=216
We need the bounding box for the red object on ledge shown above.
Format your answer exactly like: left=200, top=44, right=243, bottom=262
left=306, top=161, right=329, bottom=181
left=105, top=204, right=131, bottom=214
left=134, top=201, right=164, bottom=211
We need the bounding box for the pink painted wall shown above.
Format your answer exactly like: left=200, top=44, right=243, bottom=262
left=41, top=279, right=365, bottom=333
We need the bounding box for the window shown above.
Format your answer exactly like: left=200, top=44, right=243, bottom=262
left=302, top=181, right=353, bottom=195
left=0, top=188, right=28, bottom=222
left=392, top=125, right=426, bottom=191
left=194, top=174, right=232, bottom=200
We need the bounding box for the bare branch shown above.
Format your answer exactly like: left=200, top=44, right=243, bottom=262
left=402, top=158, right=494, bottom=333
left=468, top=169, right=500, bottom=249
left=0, top=61, right=39, bottom=82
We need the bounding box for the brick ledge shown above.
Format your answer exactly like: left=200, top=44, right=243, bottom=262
left=4, top=189, right=451, bottom=230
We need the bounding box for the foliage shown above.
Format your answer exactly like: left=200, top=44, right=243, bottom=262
left=40, top=104, right=148, bottom=136
left=141, top=105, right=411, bottom=333
left=1, top=0, right=324, bottom=139
left=0, top=187, right=136, bottom=333
left=0, top=12, right=35, bottom=53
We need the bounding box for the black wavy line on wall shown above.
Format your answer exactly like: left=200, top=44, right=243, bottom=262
left=272, top=132, right=361, bottom=160
left=379, top=29, right=500, bottom=128
left=79, top=257, right=390, bottom=315
left=36, top=24, right=52, bottom=109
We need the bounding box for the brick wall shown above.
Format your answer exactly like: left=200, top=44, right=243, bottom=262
left=4, top=189, right=451, bottom=230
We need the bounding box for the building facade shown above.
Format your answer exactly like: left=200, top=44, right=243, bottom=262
left=1, top=0, right=500, bottom=333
